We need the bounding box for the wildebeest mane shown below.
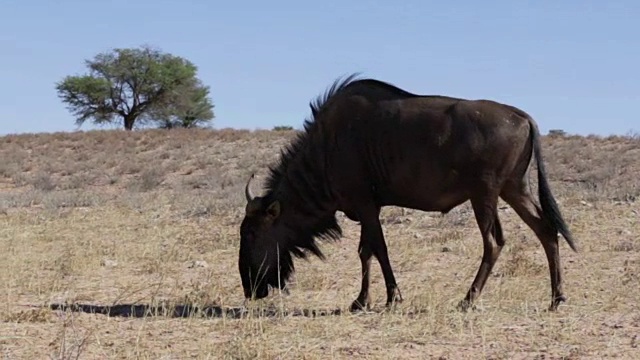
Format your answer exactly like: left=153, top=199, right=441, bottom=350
left=266, top=75, right=354, bottom=182
left=259, top=74, right=364, bottom=263
left=264, top=73, right=421, bottom=192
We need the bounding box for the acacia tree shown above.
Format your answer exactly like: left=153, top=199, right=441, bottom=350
left=55, top=45, right=214, bottom=131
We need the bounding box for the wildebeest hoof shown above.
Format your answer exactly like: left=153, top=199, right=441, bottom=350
left=386, top=286, right=403, bottom=308
left=349, top=300, right=369, bottom=313
left=548, top=295, right=567, bottom=311
left=456, top=299, right=476, bottom=312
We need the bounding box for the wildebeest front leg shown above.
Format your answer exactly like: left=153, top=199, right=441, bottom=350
left=358, top=206, right=403, bottom=309
left=349, top=240, right=373, bottom=312
left=458, top=195, right=503, bottom=311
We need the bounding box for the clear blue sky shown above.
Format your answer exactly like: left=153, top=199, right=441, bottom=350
left=1, top=0, right=638, bottom=136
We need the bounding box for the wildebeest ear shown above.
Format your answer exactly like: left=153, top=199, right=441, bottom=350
left=265, top=200, right=281, bottom=220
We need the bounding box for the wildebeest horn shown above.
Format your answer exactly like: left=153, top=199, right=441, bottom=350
left=245, top=173, right=255, bottom=202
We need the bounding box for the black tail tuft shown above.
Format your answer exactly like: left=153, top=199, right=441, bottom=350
left=530, top=121, right=579, bottom=252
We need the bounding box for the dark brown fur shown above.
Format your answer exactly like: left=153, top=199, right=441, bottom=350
left=238, top=73, right=578, bottom=312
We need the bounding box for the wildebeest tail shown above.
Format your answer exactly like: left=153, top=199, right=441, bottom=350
left=529, top=119, right=579, bottom=252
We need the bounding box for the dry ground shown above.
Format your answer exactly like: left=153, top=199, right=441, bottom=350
left=0, top=127, right=639, bottom=359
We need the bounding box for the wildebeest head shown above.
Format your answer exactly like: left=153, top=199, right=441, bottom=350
left=238, top=174, right=293, bottom=300
left=238, top=167, right=342, bottom=300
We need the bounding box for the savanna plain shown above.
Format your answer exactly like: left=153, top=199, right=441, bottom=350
left=0, top=127, right=639, bottom=359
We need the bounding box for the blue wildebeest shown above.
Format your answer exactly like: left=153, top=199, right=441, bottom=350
left=238, top=74, right=578, bottom=312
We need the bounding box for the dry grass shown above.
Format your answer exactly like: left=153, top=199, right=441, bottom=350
left=0, top=127, right=639, bottom=359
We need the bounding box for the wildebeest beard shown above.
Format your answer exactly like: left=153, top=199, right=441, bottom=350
left=239, top=209, right=342, bottom=299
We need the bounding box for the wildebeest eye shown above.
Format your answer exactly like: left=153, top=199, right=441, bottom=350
left=240, top=224, right=256, bottom=241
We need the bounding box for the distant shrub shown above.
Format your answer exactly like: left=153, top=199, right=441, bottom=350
left=548, top=129, right=566, bottom=137
left=31, top=172, right=56, bottom=192
left=127, top=168, right=164, bottom=192
left=625, top=129, right=640, bottom=140
left=273, top=125, right=294, bottom=131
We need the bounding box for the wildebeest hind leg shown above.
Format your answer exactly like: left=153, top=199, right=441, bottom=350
left=458, top=193, right=503, bottom=311
left=500, top=184, right=566, bottom=311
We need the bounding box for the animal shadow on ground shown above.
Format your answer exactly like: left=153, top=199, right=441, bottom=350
left=47, top=302, right=343, bottom=319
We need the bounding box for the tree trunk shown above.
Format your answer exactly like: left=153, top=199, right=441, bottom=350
left=124, top=115, right=135, bottom=131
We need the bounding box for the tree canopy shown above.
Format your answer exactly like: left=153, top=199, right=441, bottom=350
left=55, top=45, right=214, bottom=131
